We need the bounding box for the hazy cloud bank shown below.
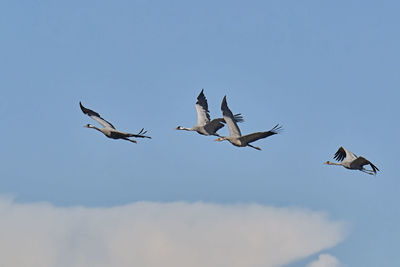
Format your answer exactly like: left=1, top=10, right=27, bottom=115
left=0, top=198, right=346, bottom=267
left=307, top=254, right=342, bottom=267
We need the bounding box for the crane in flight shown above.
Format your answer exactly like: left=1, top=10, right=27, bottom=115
left=215, top=96, right=282, bottom=150
left=80, top=102, right=151, bottom=143
left=176, top=89, right=244, bottom=136
left=325, top=146, right=379, bottom=175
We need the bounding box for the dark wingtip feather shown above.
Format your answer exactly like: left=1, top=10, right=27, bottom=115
left=198, top=89, right=205, bottom=98
left=135, top=128, right=152, bottom=139
left=196, top=89, right=210, bottom=114
left=79, top=101, right=87, bottom=114
left=333, top=147, right=346, bottom=162
left=271, top=124, right=283, bottom=134
left=233, top=113, right=244, bottom=123
left=370, top=163, right=379, bottom=173
left=221, top=95, right=228, bottom=110
left=79, top=102, right=102, bottom=120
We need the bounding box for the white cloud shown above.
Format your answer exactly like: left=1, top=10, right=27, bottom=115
left=0, top=197, right=347, bottom=267
left=307, top=254, right=342, bottom=267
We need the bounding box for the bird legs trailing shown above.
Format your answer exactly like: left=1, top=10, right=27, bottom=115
left=247, top=144, right=261, bottom=151
left=361, top=169, right=376, bottom=175
left=122, top=137, right=137, bottom=143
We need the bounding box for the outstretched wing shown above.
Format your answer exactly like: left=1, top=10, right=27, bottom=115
left=239, top=124, right=282, bottom=144
left=80, top=102, right=115, bottom=129
left=221, top=96, right=241, bottom=137
left=352, top=156, right=379, bottom=174
left=195, top=89, right=211, bottom=126
left=333, top=146, right=357, bottom=163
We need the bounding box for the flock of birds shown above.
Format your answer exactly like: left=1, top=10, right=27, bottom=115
left=80, top=89, right=380, bottom=175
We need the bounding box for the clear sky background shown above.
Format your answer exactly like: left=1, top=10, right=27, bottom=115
left=0, top=1, right=399, bottom=266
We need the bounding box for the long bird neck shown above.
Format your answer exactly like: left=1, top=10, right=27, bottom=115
left=89, top=125, right=104, bottom=133
left=180, top=127, right=194, bottom=131
left=326, top=161, right=343, bottom=166
left=215, top=136, right=228, bottom=142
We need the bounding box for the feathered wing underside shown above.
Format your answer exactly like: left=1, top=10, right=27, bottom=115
left=221, top=96, right=242, bottom=137
left=195, top=89, right=211, bottom=126
left=239, top=124, right=282, bottom=144
left=334, top=146, right=357, bottom=163
left=80, top=102, right=116, bottom=129
left=352, top=156, right=379, bottom=173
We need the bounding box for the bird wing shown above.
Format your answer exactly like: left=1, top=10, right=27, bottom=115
left=214, top=113, right=245, bottom=124
left=221, top=113, right=244, bottom=124
left=206, top=113, right=245, bottom=134
left=239, top=124, right=282, bottom=144
left=333, top=146, right=357, bottom=163
left=369, top=162, right=380, bottom=173
left=204, top=119, right=225, bottom=134
left=195, top=89, right=211, bottom=126
left=79, top=102, right=116, bottom=129
left=221, top=96, right=241, bottom=137
left=352, top=157, right=379, bottom=173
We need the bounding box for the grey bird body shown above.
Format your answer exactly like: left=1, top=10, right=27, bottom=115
left=80, top=102, right=151, bottom=143
left=176, top=89, right=244, bottom=136
left=325, top=146, right=379, bottom=175
left=215, top=96, right=282, bottom=150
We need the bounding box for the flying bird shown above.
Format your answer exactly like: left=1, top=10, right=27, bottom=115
left=325, top=146, right=379, bottom=175
left=215, top=96, right=282, bottom=150
left=79, top=102, right=151, bottom=143
left=176, top=89, right=244, bottom=136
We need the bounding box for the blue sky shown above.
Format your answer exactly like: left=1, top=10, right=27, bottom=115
left=0, top=1, right=399, bottom=266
